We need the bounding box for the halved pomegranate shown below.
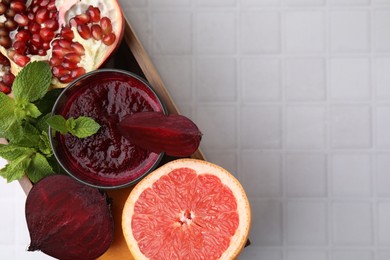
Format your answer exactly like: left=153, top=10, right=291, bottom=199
left=0, top=0, right=124, bottom=92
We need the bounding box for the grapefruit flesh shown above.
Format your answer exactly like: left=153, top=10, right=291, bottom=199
left=122, top=159, right=251, bottom=260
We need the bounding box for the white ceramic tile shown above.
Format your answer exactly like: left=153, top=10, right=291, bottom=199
left=378, top=202, right=390, bottom=246
left=153, top=57, right=192, bottom=101
left=376, top=106, right=390, bottom=147
left=241, top=0, right=280, bottom=5
left=286, top=201, right=328, bottom=245
left=0, top=200, right=15, bottom=244
left=330, top=105, right=371, bottom=148
left=285, top=0, right=325, bottom=5
left=127, top=11, right=151, bottom=53
left=378, top=251, right=390, bottom=260
left=331, top=153, right=371, bottom=197
left=238, top=248, right=283, bottom=260
left=373, top=0, right=390, bottom=3
left=240, top=11, right=281, bottom=54
left=118, top=0, right=148, bottom=9
left=241, top=58, right=281, bottom=101
left=0, top=246, right=14, bottom=259
left=330, top=58, right=371, bottom=100
left=287, top=250, right=328, bottom=260
left=374, top=10, right=390, bottom=52
left=196, top=57, right=236, bottom=102
left=332, top=250, right=373, bottom=260
left=241, top=151, right=282, bottom=197
left=150, top=0, right=191, bottom=7
left=376, top=153, right=390, bottom=197
left=152, top=12, right=192, bottom=54
left=196, top=105, right=236, bottom=150
left=240, top=106, right=282, bottom=148
left=285, top=11, right=325, bottom=53
left=329, top=0, right=370, bottom=4
left=332, top=202, right=373, bottom=245
left=330, top=10, right=370, bottom=52
left=195, top=0, right=236, bottom=6
left=375, top=58, right=390, bottom=100
left=196, top=12, right=236, bottom=54
left=285, top=58, right=326, bottom=101
left=205, top=151, right=238, bottom=178
left=286, top=106, right=326, bottom=149
left=250, top=200, right=283, bottom=246
left=285, top=153, right=327, bottom=197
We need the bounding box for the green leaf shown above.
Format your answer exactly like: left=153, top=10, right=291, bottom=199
left=27, top=153, right=53, bottom=183
left=69, top=116, right=101, bottom=138
left=38, top=131, right=52, bottom=156
left=66, top=117, right=76, bottom=131
left=14, top=101, right=42, bottom=121
left=13, top=122, right=41, bottom=149
left=0, top=144, right=35, bottom=161
left=47, top=115, right=68, bottom=134
left=24, top=103, right=42, bottom=118
left=0, top=152, right=32, bottom=182
left=12, top=61, right=52, bottom=102
left=34, top=88, right=63, bottom=115
left=0, top=92, right=22, bottom=141
left=36, top=113, right=51, bottom=133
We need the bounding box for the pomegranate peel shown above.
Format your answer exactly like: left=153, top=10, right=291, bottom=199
left=117, top=112, right=202, bottom=157
left=25, top=174, right=114, bottom=260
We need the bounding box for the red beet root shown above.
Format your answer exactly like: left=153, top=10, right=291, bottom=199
left=117, top=112, right=202, bottom=157
left=25, top=175, right=114, bottom=260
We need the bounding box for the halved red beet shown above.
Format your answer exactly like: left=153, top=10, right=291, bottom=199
left=117, top=111, right=202, bottom=157
left=25, top=174, right=114, bottom=260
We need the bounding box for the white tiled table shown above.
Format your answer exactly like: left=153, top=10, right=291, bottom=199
left=2, top=0, right=390, bottom=259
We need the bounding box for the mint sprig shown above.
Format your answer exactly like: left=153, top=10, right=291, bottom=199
left=47, top=115, right=101, bottom=138
left=0, top=61, right=99, bottom=183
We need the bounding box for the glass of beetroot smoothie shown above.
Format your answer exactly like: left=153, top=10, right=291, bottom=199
left=50, top=69, right=167, bottom=189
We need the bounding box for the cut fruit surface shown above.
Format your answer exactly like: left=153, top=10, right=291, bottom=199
left=122, top=159, right=251, bottom=260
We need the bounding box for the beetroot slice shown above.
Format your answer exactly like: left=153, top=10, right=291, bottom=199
left=117, top=112, right=202, bottom=157
left=25, top=175, right=114, bottom=260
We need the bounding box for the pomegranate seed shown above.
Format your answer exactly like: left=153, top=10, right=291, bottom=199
left=100, top=17, right=112, bottom=35
left=52, top=66, right=69, bottom=78
left=69, top=17, right=79, bottom=28
left=10, top=2, right=26, bottom=12
left=29, top=22, right=40, bottom=33
left=59, top=74, right=73, bottom=83
left=38, top=49, right=47, bottom=56
left=47, top=0, right=56, bottom=11
left=52, top=45, right=73, bottom=58
left=70, top=67, right=86, bottom=79
left=40, top=0, right=50, bottom=7
left=5, top=20, right=17, bottom=31
left=0, top=36, right=11, bottom=48
left=64, top=53, right=81, bottom=63
left=28, top=45, right=39, bottom=55
left=0, top=28, right=8, bottom=36
left=31, top=3, right=40, bottom=13
left=14, top=14, right=29, bottom=26
left=63, top=61, right=78, bottom=69
left=43, top=19, right=58, bottom=30
left=15, top=30, right=30, bottom=41
left=102, top=33, right=116, bottom=46
left=49, top=56, right=62, bottom=67
left=60, top=26, right=74, bottom=41
left=0, top=3, right=6, bottom=15
left=71, top=42, right=85, bottom=55
left=35, top=9, right=49, bottom=24
left=51, top=39, right=59, bottom=47
left=13, top=53, right=30, bottom=67
left=58, top=39, right=72, bottom=49
left=42, top=41, right=50, bottom=50
left=27, top=11, right=35, bottom=21
left=0, top=82, right=11, bottom=94
left=0, top=53, right=10, bottom=66
left=76, top=14, right=90, bottom=24
left=3, top=73, right=15, bottom=86
left=87, top=6, right=101, bottom=23
left=31, top=33, right=42, bottom=47
left=6, top=9, right=16, bottom=19
left=91, top=24, right=102, bottom=40
left=40, top=27, right=54, bottom=42
left=77, top=24, right=91, bottom=40
left=13, top=41, right=27, bottom=54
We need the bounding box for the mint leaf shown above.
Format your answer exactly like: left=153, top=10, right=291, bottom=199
left=36, top=113, right=51, bottom=133
left=12, top=61, right=52, bottom=102
left=0, top=144, right=35, bottom=161
left=34, top=88, right=63, bottom=115
left=0, top=152, right=32, bottom=182
left=47, top=115, right=68, bottom=134
left=14, top=101, right=42, bottom=121
left=27, top=153, right=53, bottom=183
left=14, top=122, right=41, bottom=148
left=38, top=131, right=52, bottom=156
left=69, top=116, right=101, bottom=138
left=0, top=92, right=22, bottom=141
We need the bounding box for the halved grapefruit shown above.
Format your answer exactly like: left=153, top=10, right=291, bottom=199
left=122, top=158, right=251, bottom=259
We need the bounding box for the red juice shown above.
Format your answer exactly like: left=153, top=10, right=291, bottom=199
left=51, top=70, right=166, bottom=188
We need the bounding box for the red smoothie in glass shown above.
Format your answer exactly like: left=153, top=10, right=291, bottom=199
left=51, top=70, right=165, bottom=188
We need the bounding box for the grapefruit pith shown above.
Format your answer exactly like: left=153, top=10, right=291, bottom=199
left=122, top=158, right=251, bottom=260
